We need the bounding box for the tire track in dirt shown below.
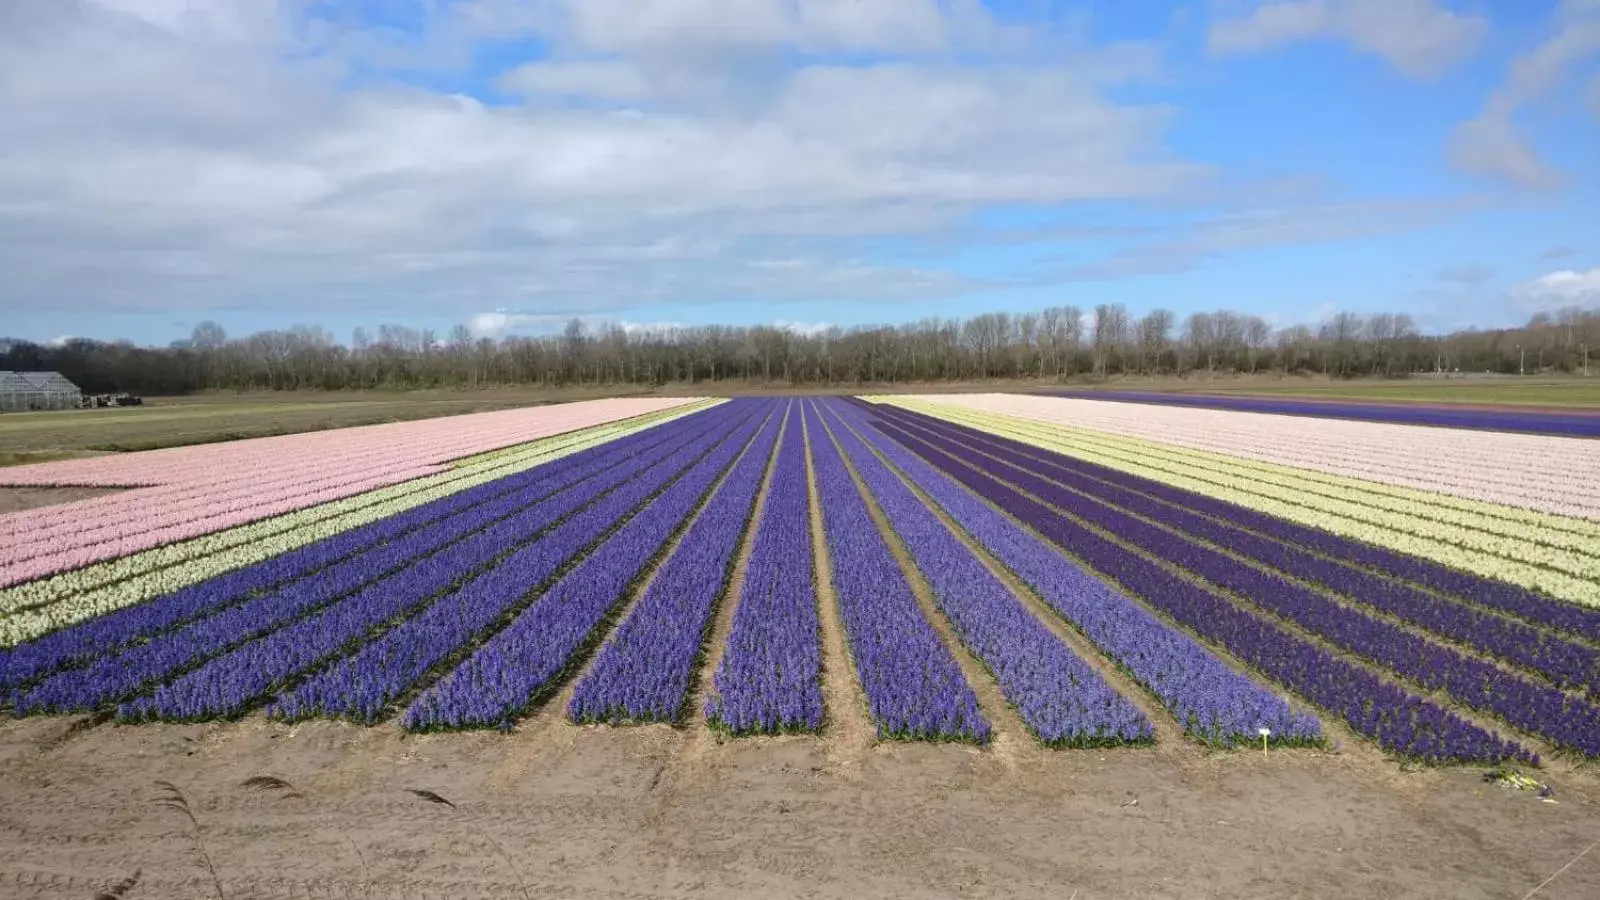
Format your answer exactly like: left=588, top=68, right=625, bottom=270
left=802, top=405, right=875, bottom=771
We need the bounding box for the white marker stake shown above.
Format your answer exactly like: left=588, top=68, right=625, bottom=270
left=1259, top=727, right=1271, bottom=758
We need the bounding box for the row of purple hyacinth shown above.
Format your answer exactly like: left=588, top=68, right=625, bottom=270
left=704, top=401, right=824, bottom=734
left=398, top=402, right=771, bottom=730
left=12, top=409, right=735, bottom=715
left=818, top=400, right=1153, bottom=746
left=804, top=401, right=989, bottom=743
left=0, top=407, right=705, bottom=695
left=826, top=400, right=1321, bottom=748
left=880, top=408, right=1600, bottom=758
left=930, top=417, right=1600, bottom=697
left=116, top=403, right=757, bottom=722
left=1046, top=390, right=1600, bottom=438
left=866, top=406, right=1534, bottom=765
left=568, top=402, right=786, bottom=724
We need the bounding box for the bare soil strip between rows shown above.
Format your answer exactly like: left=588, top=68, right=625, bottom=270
left=639, top=404, right=795, bottom=828
left=822, top=405, right=1186, bottom=752
left=882, top=411, right=1558, bottom=764
left=812, top=403, right=1036, bottom=765
left=802, top=405, right=875, bottom=767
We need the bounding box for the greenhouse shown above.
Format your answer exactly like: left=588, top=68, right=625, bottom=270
left=0, top=371, right=82, bottom=412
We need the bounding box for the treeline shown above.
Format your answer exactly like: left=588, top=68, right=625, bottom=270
left=3, top=304, right=1597, bottom=395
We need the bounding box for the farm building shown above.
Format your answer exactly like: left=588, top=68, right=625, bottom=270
left=0, top=370, right=83, bottom=412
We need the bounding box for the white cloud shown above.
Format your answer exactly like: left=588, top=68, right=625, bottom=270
left=497, top=61, right=655, bottom=100
left=1448, top=4, right=1600, bottom=187
left=1046, top=196, right=1484, bottom=280
left=774, top=319, right=833, bottom=336
left=0, top=0, right=1202, bottom=322
left=549, top=0, right=961, bottom=56
left=1208, top=0, right=1487, bottom=78
left=1512, top=269, right=1600, bottom=312
left=467, top=311, right=690, bottom=339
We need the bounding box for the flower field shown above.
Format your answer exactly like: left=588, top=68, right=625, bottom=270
left=3, top=391, right=1597, bottom=767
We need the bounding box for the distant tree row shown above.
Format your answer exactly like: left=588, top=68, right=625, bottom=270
left=3, top=304, right=1597, bottom=395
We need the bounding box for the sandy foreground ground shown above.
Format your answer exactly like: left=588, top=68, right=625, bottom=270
left=1, top=715, right=1597, bottom=900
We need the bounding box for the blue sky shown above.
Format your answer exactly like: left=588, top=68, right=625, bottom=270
left=1, top=0, right=1597, bottom=346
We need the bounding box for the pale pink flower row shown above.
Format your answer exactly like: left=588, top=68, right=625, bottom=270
left=918, top=394, right=1600, bottom=520
left=0, top=398, right=698, bottom=587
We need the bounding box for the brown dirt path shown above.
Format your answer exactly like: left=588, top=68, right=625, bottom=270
left=2, top=715, right=1599, bottom=899
left=803, top=404, right=877, bottom=770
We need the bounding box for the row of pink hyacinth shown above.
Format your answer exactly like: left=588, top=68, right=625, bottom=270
left=0, top=398, right=698, bottom=588
left=916, top=394, right=1600, bottom=520
left=0, top=403, right=622, bottom=549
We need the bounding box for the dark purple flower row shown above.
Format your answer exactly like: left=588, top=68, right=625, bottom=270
left=399, top=402, right=773, bottom=730
left=567, top=403, right=786, bottom=724
left=919, top=410, right=1600, bottom=645
left=1045, top=390, right=1600, bottom=438
left=818, top=400, right=1150, bottom=746
left=832, top=401, right=1321, bottom=747
left=879, top=410, right=1600, bottom=696
left=0, top=406, right=704, bottom=691
left=878, top=409, right=1600, bottom=756
left=14, top=407, right=733, bottom=714
left=870, top=414, right=1533, bottom=764
left=803, top=401, right=988, bottom=743
left=263, top=403, right=770, bottom=725
left=704, top=403, right=823, bottom=735
left=116, top=404, right=756, bottom=722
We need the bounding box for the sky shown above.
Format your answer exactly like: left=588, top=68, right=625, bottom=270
left=1, top=0, right=1598, bottom=347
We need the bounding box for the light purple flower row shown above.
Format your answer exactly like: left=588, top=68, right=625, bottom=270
left=704, top=402, right=824, bottom=734
left=834, top=400, right=1320, bottom=747
left=265, top=402, right=767, bottom=725
left=116, top=404, right=753, bottom=721
left=920, top=423, right=1600, bottom=697
left=870, top=409, right=1531, bottom=765
left=885, top=409, right=1600, bottom=757
left=818, top=399, right=1151, bottom=746
left=803, top=401, right=988, bottom=743
left=398, top=401, right=771, bottom=730
left=568, top=402, right=786, bottom=724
